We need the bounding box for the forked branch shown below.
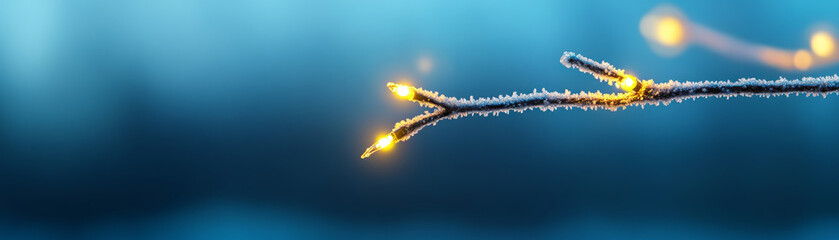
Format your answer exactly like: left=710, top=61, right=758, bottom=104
left=361, top=52, right=839, bottom=158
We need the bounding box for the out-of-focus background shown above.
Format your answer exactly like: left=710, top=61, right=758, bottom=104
left=2, top=0, right=839, bottom=239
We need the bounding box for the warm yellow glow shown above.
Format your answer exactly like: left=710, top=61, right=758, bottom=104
left=811, top=32, right=835, bottom=58
left=620, top=76, right=637, bottom=91
left=758, top=48, right=794, bottom=70
left=387, top=82, right=416, bottom=99
left=656, top=17, right=684, bottom=46
left=376, top=135, right=393, bottom=149
left=396, top=86, right=412, bottom=97
left=793, top=50, right=813, bottom=71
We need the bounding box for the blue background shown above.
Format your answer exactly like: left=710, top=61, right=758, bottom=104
left=2, top=0, right=839, bottom=239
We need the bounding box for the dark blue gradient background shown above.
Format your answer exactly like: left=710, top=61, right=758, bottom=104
left=2, top=0, right=839, bottom=239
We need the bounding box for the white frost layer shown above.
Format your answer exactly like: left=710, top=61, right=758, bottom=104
left=391, top=74, right=839, bottom=143
left=560, top=51, right=627, bottom=84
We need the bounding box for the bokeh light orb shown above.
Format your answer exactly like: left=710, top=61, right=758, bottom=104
left=640, top=5, right=689, bottom=57
left=810, top=31, right=835, bottom=58
left=793, top=50, right=813, bottom=71
left=656, top=17, right=684, bottom=47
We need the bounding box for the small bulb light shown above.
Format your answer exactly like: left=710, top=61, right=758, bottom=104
left=387, top=83, right=415, bottom=100
left=396, top=86, right=412, bottom=97
left=376, top=135, right=393, bottom=149
left=620, top=76, right=640, bottom=92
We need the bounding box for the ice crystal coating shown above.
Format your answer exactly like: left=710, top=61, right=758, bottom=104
left=561, top=52, right=628, bottom=85
left=361, top=52, right=839, bottom=158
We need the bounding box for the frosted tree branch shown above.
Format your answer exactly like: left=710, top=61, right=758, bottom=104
left=361, top=52, right=839, bottom=158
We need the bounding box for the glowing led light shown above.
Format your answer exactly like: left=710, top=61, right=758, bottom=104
left=811, top=31, right=835, bottom=58
left=656, top=17, right=684, bottom=46
left=621, top=76, right=638, bottom=91
left=362, top=134, right=396, bottom=158
left=376, top=135, right=393, bottom=149
left=387, top=83, right=415, bottom=100
left=396, top=86, right=411, bottom=97
left=793, top=50, right=813, bottom=71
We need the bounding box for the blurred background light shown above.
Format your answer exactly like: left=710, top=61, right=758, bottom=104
left=1, top=0, right=839, bottom=239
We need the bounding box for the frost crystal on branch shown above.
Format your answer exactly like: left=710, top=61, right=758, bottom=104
left=560, top=52, right=627, bottom=85
left=361, top=52, right=839, bottom=158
